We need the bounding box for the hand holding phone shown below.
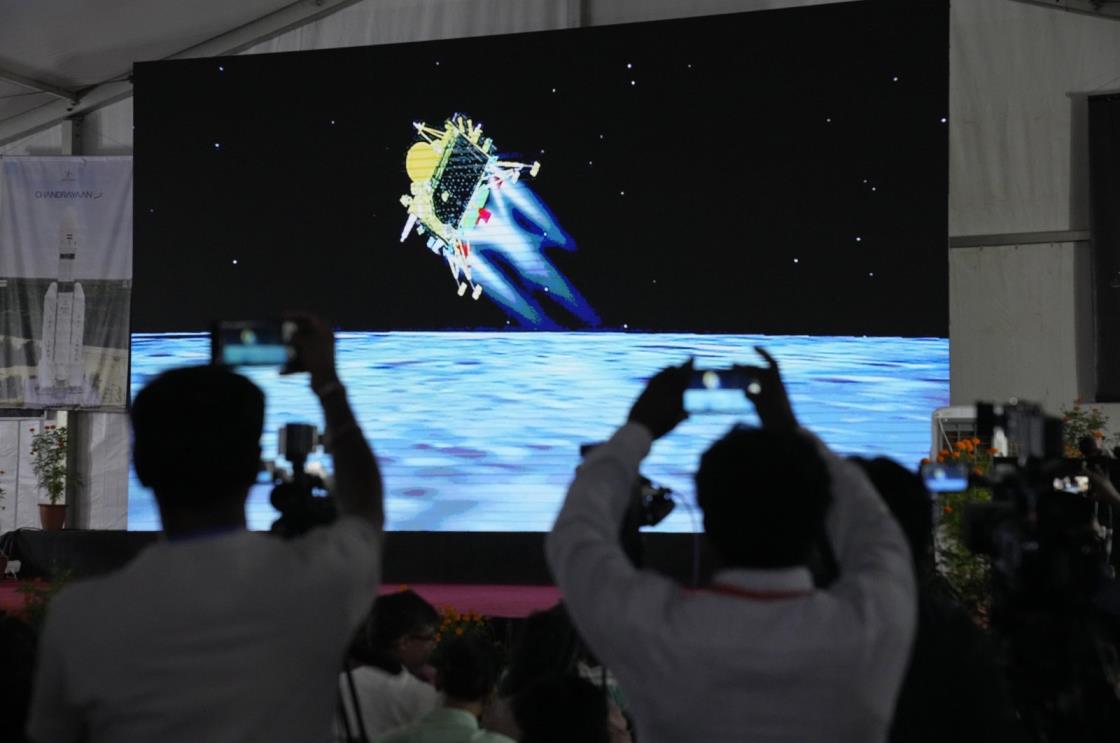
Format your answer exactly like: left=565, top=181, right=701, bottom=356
left=733, top=347, right=797, bottom=430
left=284, top=314, right=337, bottom=388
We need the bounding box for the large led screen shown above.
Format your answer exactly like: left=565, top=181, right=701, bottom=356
left=131, top=0, right=949, bottom=531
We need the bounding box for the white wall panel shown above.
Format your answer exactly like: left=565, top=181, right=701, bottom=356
left=949, top=0, right=1120, bottom=428
left=950, top=0, right=1120, bottom=236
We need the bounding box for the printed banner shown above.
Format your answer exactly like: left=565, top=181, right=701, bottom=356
left=0, top=157, right=132, bottom=410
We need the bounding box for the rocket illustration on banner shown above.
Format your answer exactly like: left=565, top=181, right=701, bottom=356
left=37, top=206, right=86, bottom=394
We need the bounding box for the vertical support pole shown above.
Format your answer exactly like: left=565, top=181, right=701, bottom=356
left=60, top=115, right=84, bottom=157
left=61, top=115, right=84, bottom=529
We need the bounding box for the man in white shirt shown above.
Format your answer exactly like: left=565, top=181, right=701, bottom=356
left=27, top=316, right=384, bottom=743
left=547, top=349, right=917, bottom=743
left=337, top=590, right=441, bottom=739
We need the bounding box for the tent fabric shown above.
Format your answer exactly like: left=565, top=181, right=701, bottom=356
left=950, top=0, right=1120, bottom=237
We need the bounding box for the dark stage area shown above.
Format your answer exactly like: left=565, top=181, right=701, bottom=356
left=0, top=528, right=715, bottom=585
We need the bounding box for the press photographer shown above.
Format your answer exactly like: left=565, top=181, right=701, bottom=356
left=957, top=402, right=1120, bottom=742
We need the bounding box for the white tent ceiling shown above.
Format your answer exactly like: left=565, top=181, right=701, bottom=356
left=0, top=0, right=369, bottom=147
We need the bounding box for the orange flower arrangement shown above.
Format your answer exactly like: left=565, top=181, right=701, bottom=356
left=433, top=605, right=491, bottom=647
left=931, top=434, right=993, bottom=625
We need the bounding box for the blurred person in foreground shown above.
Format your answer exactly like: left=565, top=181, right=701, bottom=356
left=376, top=634, right=511, bottom=743
left=513, top=673, right=610, bottom=743
left=547, top=349, right=917, bottom=743
left=27, top=316, right=384, bottom=743
left=482, top=603, right=630, bottom=742
left=851, top=457, right=1022, bottom=743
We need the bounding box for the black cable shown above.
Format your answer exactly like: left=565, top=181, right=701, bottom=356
left=343, top=666, right=370, bottom=743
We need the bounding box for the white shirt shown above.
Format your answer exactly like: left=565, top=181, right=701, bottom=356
left=27, top=516, right=383, bottom=743
left=337, top=664, right=440, bottom=740
left=546, top=424, right=916, bottom=743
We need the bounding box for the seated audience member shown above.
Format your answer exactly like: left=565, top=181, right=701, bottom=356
left=852, top=457, right=1022, bottom=743
left=338, top=590, right=441, bottom=740
left=547, top=350, right=916, bottom=743
left=376, top=634, right=511, bottom=743
left=482, top=604, right=630, bottom=742
left=513, top=674, right=610, bottom=743
left=0, top=611, right=37, bottom=743
left=27, top=317, right=385, bottom=743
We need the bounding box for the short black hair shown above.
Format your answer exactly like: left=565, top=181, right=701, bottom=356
left=514, top=673, right=609, bottom=743
left=367, top=590, right=440, bottom=651
left=851, top=456, right=932, bottom=569
left=696, top=426, right=831, bottom=568
left=437, top=635, right=500, bottom=702
left=500, top=604, right=581, bottom=697
left=131, top=365, right=264, bottom=497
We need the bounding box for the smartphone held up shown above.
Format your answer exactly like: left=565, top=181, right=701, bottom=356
left=684, top=367, right=759, bottom=415
left=211, top=320, right=301, bottom=371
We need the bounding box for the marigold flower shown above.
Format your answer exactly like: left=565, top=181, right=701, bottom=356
left=920, top=458, right=930, bottom=465
left=943, top=505, right=953, bottom=514
left=954, top=441, right=967, bottom=451
left=988, top=448, right=999, bottom=455
left=936, top=455, right=946, bottom=463
left=971, top=437, right=981, bottom=445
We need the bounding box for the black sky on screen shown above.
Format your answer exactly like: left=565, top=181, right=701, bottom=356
left=132, top=0, right=948, bottom=335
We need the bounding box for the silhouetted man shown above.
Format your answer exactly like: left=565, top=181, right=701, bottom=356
left=28, top=317, right=384, bottom=743
left=548, top=350, right=916, bottom=743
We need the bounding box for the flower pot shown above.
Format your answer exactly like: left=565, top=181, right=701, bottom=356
left=39, top=504, right=66, bottom=531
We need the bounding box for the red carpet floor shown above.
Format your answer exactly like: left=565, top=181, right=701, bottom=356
left=0, top=580, right=560, bottom=619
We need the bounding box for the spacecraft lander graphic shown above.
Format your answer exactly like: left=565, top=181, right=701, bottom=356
left=37, top=207, right=87, bottom=401
left=400, top=114, right=540, bottom=300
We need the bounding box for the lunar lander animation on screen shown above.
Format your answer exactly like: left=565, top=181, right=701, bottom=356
left=399, top=114, right=540, bottom=300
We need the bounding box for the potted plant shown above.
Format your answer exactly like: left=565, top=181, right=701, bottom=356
left=30, top=424, right=69, bottom=530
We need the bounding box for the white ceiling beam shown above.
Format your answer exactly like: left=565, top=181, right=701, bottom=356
left=0, top=68, right=79, bottom=103
left=1008, top=0, right=1120, bottom=21
left=0, top=0, right=365, bottom=148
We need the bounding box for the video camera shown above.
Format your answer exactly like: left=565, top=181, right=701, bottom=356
left=580, top=442, right=675, bottom=568
left=950, top=401, right=1120, bottom=740
left=269, top=422, right=338, bottom=538
left=957, top=401, right=1115, bottom=606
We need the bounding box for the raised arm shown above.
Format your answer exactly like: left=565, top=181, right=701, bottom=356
left=289, top=315, right=384, bottom=530
left=736, top=348, right=915, bottom=619
left=546, top=363, right=691, bottom=660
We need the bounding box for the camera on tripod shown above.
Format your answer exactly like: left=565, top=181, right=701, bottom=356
left=954, top=401, right=1116, bottom=604
left=270, top=422, right=338, bottom=538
